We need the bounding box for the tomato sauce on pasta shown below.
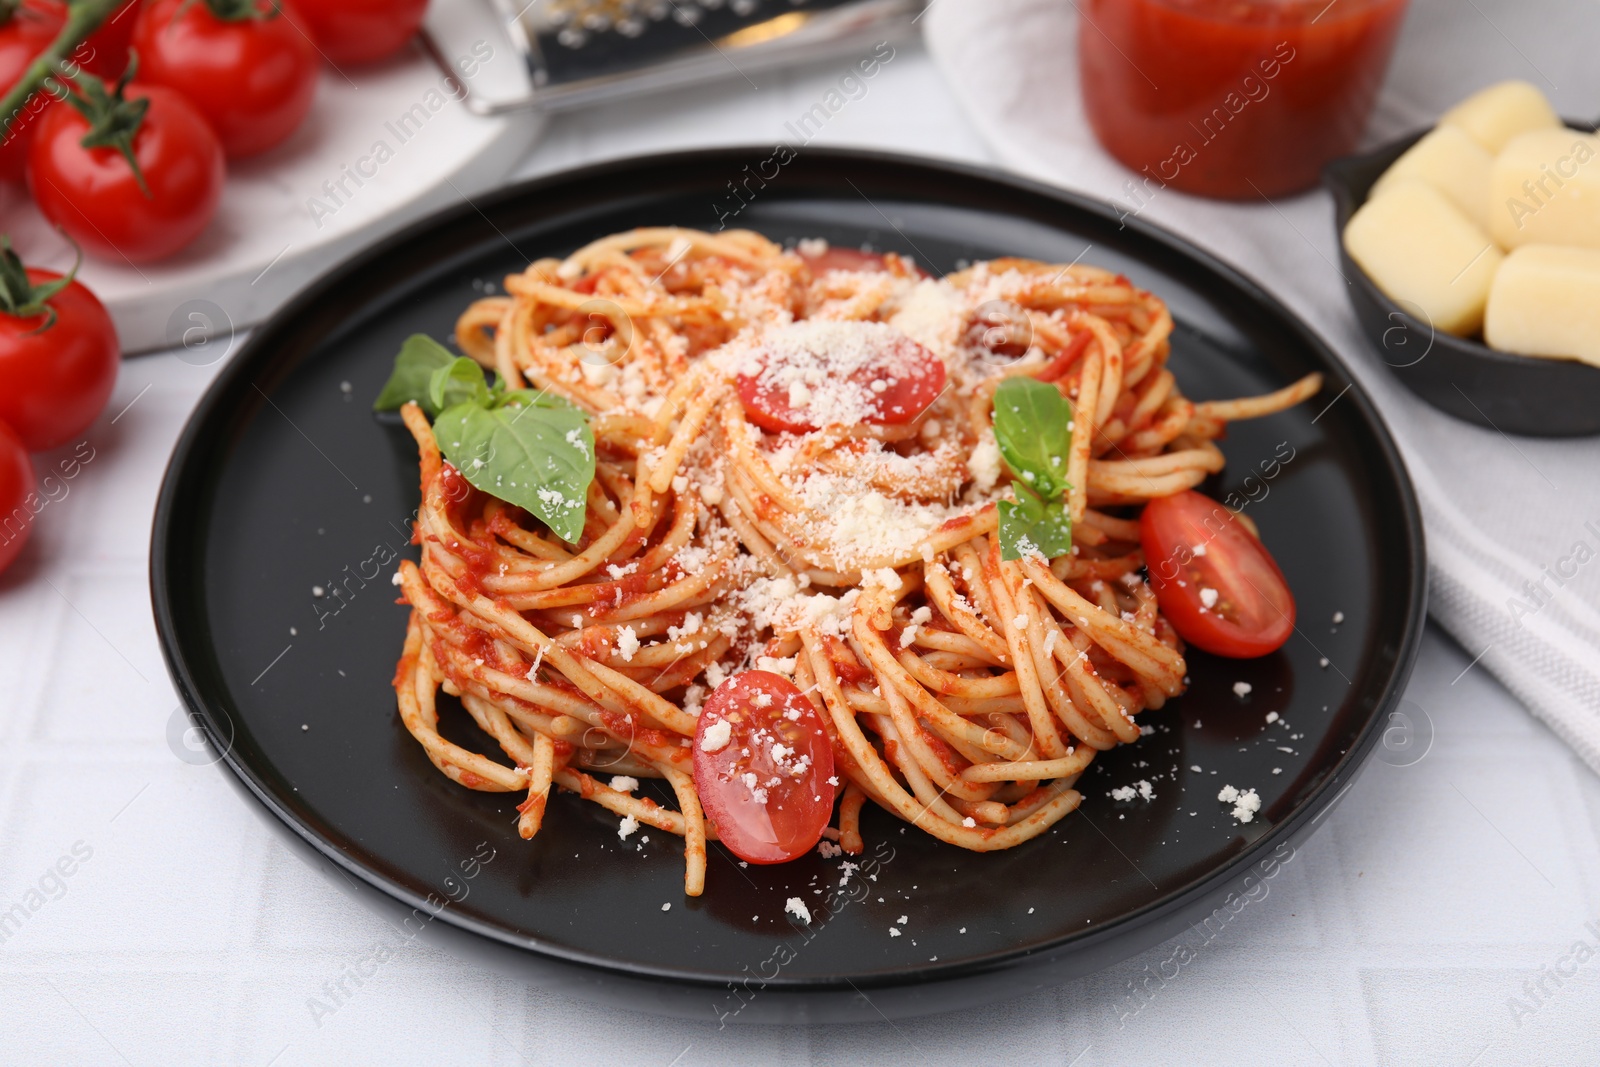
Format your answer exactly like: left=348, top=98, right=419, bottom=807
left=388, top=227, right=1320, bottom=895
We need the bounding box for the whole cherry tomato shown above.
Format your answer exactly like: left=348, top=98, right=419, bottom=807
left=0, top=0, right=65, bottom=182
left=0, top=240, right=119, bottom=451
left=0, top=417, right=36, bottom=575
left=77, top=0, right=144, bottom=80
left=692, top=670, right=836, bottom=865
left=134, top=0, right=318, bottom=158
left=289, top=0, right=428, bottom=66
left=0, top=0, right=146, bottom=183
left=29, top=71, right=223, bottom=263
left=1141, top=489, right=1296, bottom=659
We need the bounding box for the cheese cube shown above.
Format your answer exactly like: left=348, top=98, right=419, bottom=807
left=1439, top=80, right=1561, bottom=154
left=1484, top=245, right=1600, bottom=367
left=1488, top=129, right=1600, bottom=251
left=1344, top=180, right=1504, bottom=337
left=1372, top=124, right=1493, bottom=232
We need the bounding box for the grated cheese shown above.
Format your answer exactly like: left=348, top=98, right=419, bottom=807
left=1216, top=785, right=1262, bottom=824
left=700, top=719, right=732, bottom=752
left=616, top=626, right=640, bottom=662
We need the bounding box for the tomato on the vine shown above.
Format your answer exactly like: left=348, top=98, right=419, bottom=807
left=29, top=67, right=223, bottom=263
left=77, top=0, right=144, bottom=80
left=0, top=0, right=146, bottom=183
left=0, top=0, right=66, bottom=182
left=290, top=0, right=428, bottom=66
left=0, top=239, right=119, bottom=451
left=134, top=0, right=318, bottom=158
left=1140, top=490, right=1296, bottom=659
left=0, top=417, right=35, bottom=575
left=692, top=671, right=836, bottom=865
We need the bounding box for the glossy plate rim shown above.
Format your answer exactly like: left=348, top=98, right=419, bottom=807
left=151, top=146, right=1428, bottom=993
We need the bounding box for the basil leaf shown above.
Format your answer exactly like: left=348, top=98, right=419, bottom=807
left=999, top=497, right=1073, bottom=561
left=992, top=377, right=1075, bottom=560
left=495, top=388, right=577, bottom=412
left=373, top=334, right=458, bottom=415
left=1012, top=481, right=1045, bottom=522
left=434, top=399, right=595, bottom=544
left=991, top=377, right=1073, bottom=501
left=428, top=356, right=492, bottom=413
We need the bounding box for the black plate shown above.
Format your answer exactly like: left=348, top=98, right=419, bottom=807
left=152, top=148, right=1425, bottom=1023
left=1323, top=121, right=1600, bottom=437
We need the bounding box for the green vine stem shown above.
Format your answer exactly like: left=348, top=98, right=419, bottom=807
left=0, top=0, right=126, bottom=142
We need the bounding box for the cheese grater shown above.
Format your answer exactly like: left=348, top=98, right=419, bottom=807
left=423, top=0, right=920, bottom=113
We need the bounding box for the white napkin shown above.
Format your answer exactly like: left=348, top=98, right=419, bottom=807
left=924, top=0, right=1600, bottom=771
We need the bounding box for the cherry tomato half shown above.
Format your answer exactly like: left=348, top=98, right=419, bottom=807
left=29, top=82, right=224, bottom=263
left=692, top=670, right=836, bottom=865
left=134, top=0, right=319, bottom=158
left=0, top=418, right=36, bottom=575
left=0, top=0, right=66, bottom=183
left=800, top=245, right=892, bottom=274
left=797, top=243, right=927, bottom=278
left=289, top=0, right=428, bottom=66
left=1141, top=490, right=1295, bottom=659
left=735, top=325, right=947, bottom=435
left=0, top=268, right=119, bottom=452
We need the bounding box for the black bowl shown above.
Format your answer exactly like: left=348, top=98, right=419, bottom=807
left=1323, top=120, right=1600, bottom=437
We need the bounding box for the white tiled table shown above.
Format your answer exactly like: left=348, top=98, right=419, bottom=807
left=2, top=39, right=1597, bottom=1067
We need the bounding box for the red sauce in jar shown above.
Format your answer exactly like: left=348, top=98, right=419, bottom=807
left=1079, top=0, right=1409, bottom=199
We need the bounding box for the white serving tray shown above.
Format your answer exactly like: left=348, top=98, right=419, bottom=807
left=4, top=0, right=541, bottom=354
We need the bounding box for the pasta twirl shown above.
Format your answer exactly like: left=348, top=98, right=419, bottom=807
left=391, top=228, right=1320, bottom=895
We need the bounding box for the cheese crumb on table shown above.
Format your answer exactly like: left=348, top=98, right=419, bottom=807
left=1233, top=681, right=1253, bottom=699
left=785, top=897, right=812, bottom=924
left=618, top=815, right=639, bottom=840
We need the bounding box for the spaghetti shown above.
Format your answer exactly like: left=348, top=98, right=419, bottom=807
left=389, top=227, right=1321, bottom=896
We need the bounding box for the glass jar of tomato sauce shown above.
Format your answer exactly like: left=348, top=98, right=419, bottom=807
left=1079, top=0, right=1409, bottom=199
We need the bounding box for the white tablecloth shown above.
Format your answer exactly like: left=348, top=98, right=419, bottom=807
left=2, top=34, right=1597, bottom=1067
